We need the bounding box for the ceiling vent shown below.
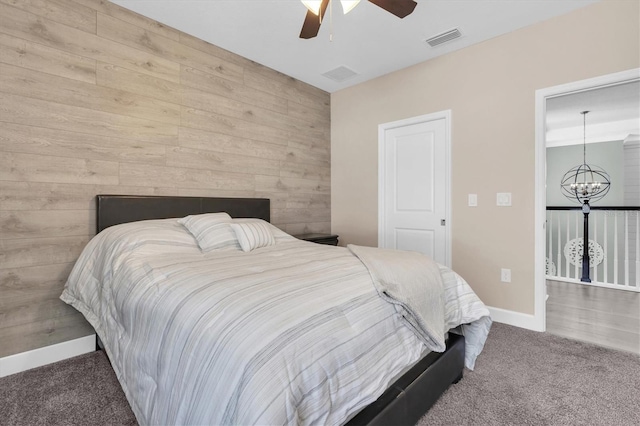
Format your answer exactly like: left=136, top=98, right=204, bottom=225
left=425, top=28, right=462, bottom=47
left=322, top=66, right=358, bottom=82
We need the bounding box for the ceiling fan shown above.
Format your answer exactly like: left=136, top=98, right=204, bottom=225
left=300, top=0, right=418, bottom=39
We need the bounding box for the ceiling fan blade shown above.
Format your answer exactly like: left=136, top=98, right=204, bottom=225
left=367, top=0, right=417, bottom=18
left=300, top=0, right=330, bottom=39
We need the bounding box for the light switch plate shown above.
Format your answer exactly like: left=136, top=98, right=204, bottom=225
left=496, top=192, right=512, bottom=206
left=468, top=194, right=478, bottom=207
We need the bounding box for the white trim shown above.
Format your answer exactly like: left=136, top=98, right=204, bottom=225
left=534, top=68, right=640, bottom=334
left=378, top=110, right=453, bottom=268
left=623, top=134, right=640, bottom=145
left=0, top=334, right=95, bottom=377
left=487, top=306, right=543, bottom=331
left=547, top=276, right=640, bottom=293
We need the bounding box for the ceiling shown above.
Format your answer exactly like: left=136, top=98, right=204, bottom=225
left=111, top=0, right=599, bottom=93
left=546, top=80, right=640, bottom=147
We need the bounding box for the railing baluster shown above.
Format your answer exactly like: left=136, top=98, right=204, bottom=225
left=636, top=212, right=639, bottom=288
left=614, top=213, right=619, bottom=286
left=625, top=211, right=629, bottom=287
left=604, top=213, right=608, bottom=285
left=544, top=211, right=553, bottom=275
left=563, top=212, right=568, bottom=278
left=557, top=212, right=562, bottom=279
left=593, top=210, right=598, bottom=283
left=566, top=213, right=571, bottom=279
left=547, top=211, right=553, bottom=277
left=575, top=212, right=579, bottom=280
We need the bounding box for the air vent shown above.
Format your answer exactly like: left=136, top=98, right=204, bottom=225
left=425, top=28, right=462, bottom=47
left=322, top=66, right=358, bottom=82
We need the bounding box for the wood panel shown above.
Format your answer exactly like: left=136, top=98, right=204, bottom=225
left=258, top=192, right=331, bottom=210
left=255, top=176, right=331, bottom=195
left=244, top=67, right=330, bottom=112
left=288, top=133, right=331, bottom=152
left=0, top=312, right=94, bottom=358
left=118, top=163, right=255, bottom=191
left=272, top=208, right=331, bottom=224
left=0, top=182, right=174, bottom=211
left=167, top=146, right=281, bottom=177
left=0, top=33, right=96, bottom=84
left=178, top=127, right=285, bottom=161
left=287, top=98, right=331, bottom=126
left=0, top=151, right=119, bottom=185
left=0, top=298, right=78, bottom=330
left=97, top=62, right=181, bottom=104
left=176, top=187, right=257, bottom=199
left=96, top=13, right=243, bottom=84
left=0, top=0, right=97, bottom=34
left=0, top=92, right=179, bottom=144
left=0, top=63, right=181, bottom=125
left=1, top=123, right=167, bottom=165
left=0, top=0, right=330, bottom=359
left=0, top=263, right=74, bottom=309
left=0, top=3, right=180, bottom=82
left=280, top=222, right=332, bottom=236
left=0, top=210, right=95, bottom=239
left=180, top=106, right=290, bottom=147
left=0, top=236, right=91, bottom=269
left=181, top=66, right=287, bottom=115
left=178, top=31, right=252, bottom=69
left=285, top=145, right=331, bottom=167
left=72, top=0, right=181, bottom=41
left=181, top=86, right=300, bottom=134
left=280, top=161, right=331, bottom=182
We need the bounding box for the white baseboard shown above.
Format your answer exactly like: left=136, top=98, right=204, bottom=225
left=0, top=334, right=95, bottom=378
left=488, top=306, right=544, bottom=332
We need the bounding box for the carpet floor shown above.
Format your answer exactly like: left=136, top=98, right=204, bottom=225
left=1, top=323, right=638, bottom=425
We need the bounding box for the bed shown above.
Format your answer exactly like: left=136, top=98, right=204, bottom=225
left=61, top=195, right=491, bottom=425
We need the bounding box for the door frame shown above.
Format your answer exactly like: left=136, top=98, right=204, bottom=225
left=378, top=110, right=452, bottom=268
left=534, top=68, right=640, bottom=332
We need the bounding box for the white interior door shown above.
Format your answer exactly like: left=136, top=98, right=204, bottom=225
left=379, top=114, right=449, bottom=265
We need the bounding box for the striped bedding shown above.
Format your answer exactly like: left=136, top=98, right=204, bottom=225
left=61, top=219, right=491, bottom=425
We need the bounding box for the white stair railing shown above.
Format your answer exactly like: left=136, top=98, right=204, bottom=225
left=546, top=207, right=640, bottom=292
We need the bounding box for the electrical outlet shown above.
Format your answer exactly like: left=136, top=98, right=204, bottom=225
left=468, top=194, right=478, bottom=207
left=501, top=268, right=511, bottom=283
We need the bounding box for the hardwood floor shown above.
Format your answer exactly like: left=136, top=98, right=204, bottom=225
left=546, top=280, right=640, bottom=355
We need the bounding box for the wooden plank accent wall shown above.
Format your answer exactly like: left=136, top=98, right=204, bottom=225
left=0, top=0, right=331, bottom=358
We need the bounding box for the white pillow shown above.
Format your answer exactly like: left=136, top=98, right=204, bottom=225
left=230, top=220, right=275, bottom=252
left=232, top=218, right=295, bottom=242
left=178, top=212, right=240, bottom=252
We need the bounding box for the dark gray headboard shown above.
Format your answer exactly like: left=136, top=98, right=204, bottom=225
left=96, top=195, right=270, bottom=233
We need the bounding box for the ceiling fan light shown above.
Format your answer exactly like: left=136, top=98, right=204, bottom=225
left=301, top=0, right=323, bottom=15
left=341, top=0, right=361, bottom=14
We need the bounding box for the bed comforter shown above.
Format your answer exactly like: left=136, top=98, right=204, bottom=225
left=61, top=219, right=490, bottom=425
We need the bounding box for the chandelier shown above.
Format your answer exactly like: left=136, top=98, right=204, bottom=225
left=560, top=111, right=611, bottom=205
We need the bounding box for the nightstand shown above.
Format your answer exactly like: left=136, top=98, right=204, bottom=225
left=294, top=233, right=339, bottom=246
